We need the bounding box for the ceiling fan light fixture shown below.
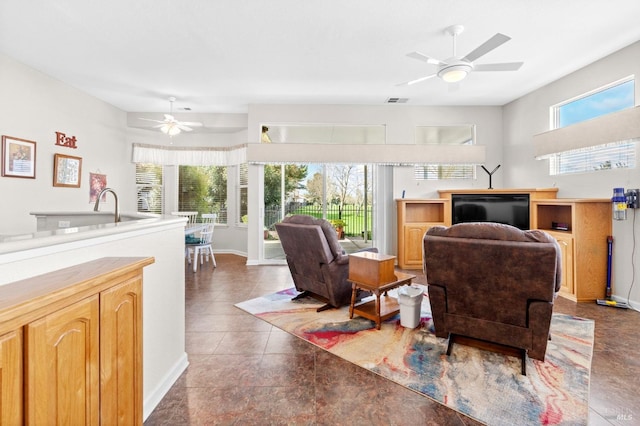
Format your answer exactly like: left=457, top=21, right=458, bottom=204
left=161, top=123, right=181, bottom=136
left=438, top=64, right=471, bottom=83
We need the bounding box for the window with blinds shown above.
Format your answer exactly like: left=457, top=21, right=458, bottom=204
left=550, top=141, right=637, bottom=175
left=238, top=163, right=248, bottom=225
left=135, top=163, right=164, bottom=214
left=414, top=164, right=474, bottom=180
left=178, top=165, right=228, bottom=224
left=413, top=131, right=476, bottom=180
left=550, top=78, right=636, bottom=175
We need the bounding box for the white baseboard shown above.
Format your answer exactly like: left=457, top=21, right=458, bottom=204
left=143, top=352, right=189, bottom=421
left=213, top=249, right=247, bottom=257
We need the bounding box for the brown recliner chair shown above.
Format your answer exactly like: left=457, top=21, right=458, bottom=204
left=422, top=222, right=561, bottom=375
left=275, top=215, right=378, bottom=311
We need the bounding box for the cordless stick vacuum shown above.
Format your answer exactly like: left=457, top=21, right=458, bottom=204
left=597, top=236, right=629, bottom=309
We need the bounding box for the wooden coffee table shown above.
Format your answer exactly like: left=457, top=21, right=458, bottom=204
left=348, top=271, right=416, bottom=329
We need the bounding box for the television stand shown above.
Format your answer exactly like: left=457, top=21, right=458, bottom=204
left=396, top=188, right=558, bottom=269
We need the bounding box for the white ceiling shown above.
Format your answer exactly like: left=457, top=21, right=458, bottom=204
left=1, top=0, right=639, bottom=116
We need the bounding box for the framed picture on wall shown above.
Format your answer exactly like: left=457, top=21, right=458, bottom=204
left=1, top=135, right=37, bottom=179
left=89, top=172, right=107, bottom=202
left=53, top=153, right=82, bottom=188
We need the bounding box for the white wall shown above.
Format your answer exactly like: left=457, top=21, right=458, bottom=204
left=503, top=41, right=640, bottom=306
left=0, top=53, right=134, bottom=235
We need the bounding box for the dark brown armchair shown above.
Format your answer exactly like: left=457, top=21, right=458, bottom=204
left=275, top=215, right=378, bottom=311
left=422, top=222, right=561, bottom=374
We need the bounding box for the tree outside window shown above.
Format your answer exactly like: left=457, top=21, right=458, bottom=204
left=178, top=165, right=227, bottom=223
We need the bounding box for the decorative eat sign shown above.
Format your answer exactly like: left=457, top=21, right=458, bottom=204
left=55, top=131, right=78, bottom=149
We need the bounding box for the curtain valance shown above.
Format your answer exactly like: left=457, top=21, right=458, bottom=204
left=132, top=143, right=247, bottom=166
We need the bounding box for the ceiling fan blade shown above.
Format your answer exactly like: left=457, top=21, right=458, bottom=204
left=462, top=33, right=511, bottom=63
left=474, top=62, right=523, bottom=72
left=164, top=114, right=175, bottom=122
left=406, top=51, right=446, bottom=66
left=396, top=73, right=438, bottom=86
left=176, top=124, right=194, bottom=132
left=178, top=121, right=203, bottom=127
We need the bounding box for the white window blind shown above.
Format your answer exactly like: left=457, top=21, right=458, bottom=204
left=549, top=141, right=637, bottom=175
left=238, top=163, right=248, bottom=224
left=136, top=163, right=163, bottom=214
left=414, top=164, right=474, bottom=180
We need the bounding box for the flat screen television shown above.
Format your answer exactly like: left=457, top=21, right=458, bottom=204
left=451, top=193, right=530, bottom=230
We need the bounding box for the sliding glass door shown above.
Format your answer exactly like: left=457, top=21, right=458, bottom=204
left=263, top=163, right=374, bottom=260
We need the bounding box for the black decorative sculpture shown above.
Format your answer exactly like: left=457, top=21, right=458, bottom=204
left=481, top=165, right=501, bottom=189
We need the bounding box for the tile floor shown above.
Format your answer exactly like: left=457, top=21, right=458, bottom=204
left=145, top=254, right=639, bottom=425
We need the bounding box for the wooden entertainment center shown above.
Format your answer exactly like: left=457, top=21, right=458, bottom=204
left=396, top=188, right=612, bottom=302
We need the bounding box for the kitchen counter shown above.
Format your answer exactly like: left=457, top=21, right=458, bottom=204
left=0, top=212, right=189, bottom=420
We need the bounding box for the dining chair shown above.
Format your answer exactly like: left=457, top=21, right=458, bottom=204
left=201, top=213, right=217, bottom=224
left=172, top=211, right=199, bottom=261
left=186, top=222, right=216, bottom=272
left=171, top=211, right=198, bottom=227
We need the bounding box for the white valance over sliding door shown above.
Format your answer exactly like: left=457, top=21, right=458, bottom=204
left=245, top=143, right=486, bottom=165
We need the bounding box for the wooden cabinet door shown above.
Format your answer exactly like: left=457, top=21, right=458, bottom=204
left=554, top=235, right=575, bottom=297
left=100, top=276, right=143, bottom=425
left=403, top=225, right=428, bottom=268
left=26, top=295, right=100, bottom=426
left=0, top=329, right=23, bottom=425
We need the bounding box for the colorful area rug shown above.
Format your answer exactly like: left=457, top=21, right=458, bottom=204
left=235, top=286, right=594, bottom=426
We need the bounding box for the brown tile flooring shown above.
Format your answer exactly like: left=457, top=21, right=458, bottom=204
left=145, top=254, right=640, bottom=425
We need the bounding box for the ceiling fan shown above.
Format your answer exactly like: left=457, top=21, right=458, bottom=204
left=399, top=25, right=523, bottom=86
left=139, top=97, right=203, bottom=136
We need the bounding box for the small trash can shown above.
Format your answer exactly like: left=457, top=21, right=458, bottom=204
left=397, top=285, right=424, bottom=328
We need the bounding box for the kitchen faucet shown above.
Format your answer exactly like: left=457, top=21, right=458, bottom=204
left=94, top=188, right=120, bottom=223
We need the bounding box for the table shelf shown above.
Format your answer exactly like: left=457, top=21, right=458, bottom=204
left=352, top=296, right=400, bottom=324
left=348, top=270, right=415, bottom=329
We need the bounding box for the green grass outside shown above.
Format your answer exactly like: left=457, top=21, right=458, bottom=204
left=290, top=206, right=372, bottom=237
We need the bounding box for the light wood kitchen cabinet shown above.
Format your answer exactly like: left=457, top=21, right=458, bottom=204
left=26, top=295, right=100, bottom=425
left=532, top=199, right=611, bottom=302
left=0, top=257, right=153, bottom=425
left=100, top=277, right=143, bottom=425
left=0, top=329, right=23, bottom=425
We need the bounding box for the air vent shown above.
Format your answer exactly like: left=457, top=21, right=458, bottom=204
left=182, top=107, right=192, bottom=111
left=386, top=97, right=409, bottom=104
